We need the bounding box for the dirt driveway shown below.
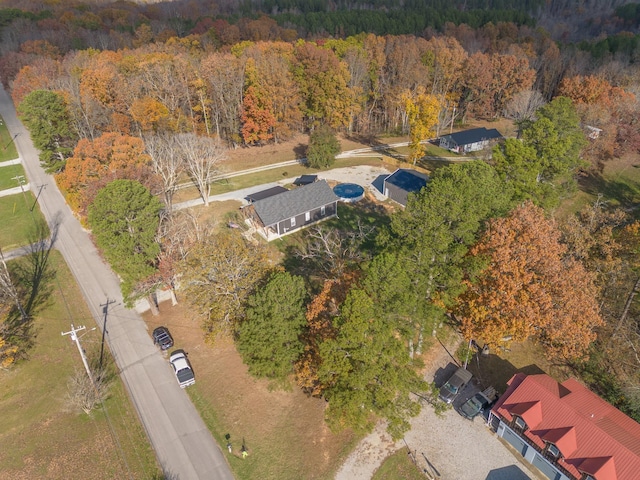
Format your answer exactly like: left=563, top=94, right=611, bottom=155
left=335, top=339, right=537, bottom=480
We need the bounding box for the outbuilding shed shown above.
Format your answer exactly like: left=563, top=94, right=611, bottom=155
left=383, top=168, right=429, bottom=207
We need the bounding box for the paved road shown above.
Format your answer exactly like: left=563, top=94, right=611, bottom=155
left=0, top=87, right=234, bottom=479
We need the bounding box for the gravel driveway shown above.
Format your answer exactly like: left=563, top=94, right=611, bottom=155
left=336, top=340, right=537, bottom=480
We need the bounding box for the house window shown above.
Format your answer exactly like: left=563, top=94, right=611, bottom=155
left=320, top=205, right=326, bottom=216
left=291, top=216, right=296, bottom=227
left=513, top=416, right=527, bottom=431
left=547, top=444, right=560, bottom=458
left=305, top=212, right=310, bottom=222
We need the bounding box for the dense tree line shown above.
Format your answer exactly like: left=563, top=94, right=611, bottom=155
left=272, top=7, right=536, bottom=37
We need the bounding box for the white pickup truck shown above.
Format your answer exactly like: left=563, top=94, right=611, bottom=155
left=169, top=350, right=196, bottom=388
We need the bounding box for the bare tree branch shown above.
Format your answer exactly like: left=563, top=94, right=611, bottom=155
left=175, top=133, right=226, bottom=207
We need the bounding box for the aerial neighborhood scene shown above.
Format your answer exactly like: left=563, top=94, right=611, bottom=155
left=2, top=0, right=640, bottom=479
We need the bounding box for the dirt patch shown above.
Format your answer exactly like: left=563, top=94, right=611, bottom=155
left=143, top=302, right=356, bottom=480
left=466, top=118, right=518, bottom=138
left=223, top=134, right=309, bottom=171
left=221, top=133, right=411, bottom=173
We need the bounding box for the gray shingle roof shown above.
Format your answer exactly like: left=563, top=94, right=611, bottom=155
left=246, top=186, right=288, bottom=202
left=441, top=127, right=503, bottom=146
left=293, top=174, right=318, bottom=186
left=253, top=180, right=339, bottom=226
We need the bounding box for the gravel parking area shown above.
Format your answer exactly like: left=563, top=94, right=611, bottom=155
left=403, top=396, right=533, bottom=480
left=336, top=340, right=537, bottom=480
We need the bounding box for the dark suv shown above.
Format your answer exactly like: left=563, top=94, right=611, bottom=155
left=152, top=326, right=174, bottom=350
left=438, top=367, right=473, bottom=404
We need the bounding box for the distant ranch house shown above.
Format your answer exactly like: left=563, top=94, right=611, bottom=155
left=383, top=168, right=429, bottom=207
left=439, top=127, right=503, bottom=154
left=244, top=180, right=339, bottom=241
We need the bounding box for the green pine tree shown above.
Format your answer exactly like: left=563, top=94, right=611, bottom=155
left=87, top=179, right=162, bottom=301
left=237, top=271, right=308, bottom=385
left=17, top=90, right=77, bottom=173
left=306, top=125, right=340, bottom=169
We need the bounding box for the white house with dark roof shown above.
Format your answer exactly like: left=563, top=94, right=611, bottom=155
left=244, top=180, right=339, bottom=241
left=439, top=127, right=503, bottom=154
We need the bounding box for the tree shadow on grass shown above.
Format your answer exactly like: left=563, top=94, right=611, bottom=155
left=4, top=216, right=59, bottom=357
left=578, top=171, right=640, bottom=214
left=466, top=351, right=545, bottom=393
left=293, top=143, right=307, bottom=161
left=280, top=200, right=391, bottom=280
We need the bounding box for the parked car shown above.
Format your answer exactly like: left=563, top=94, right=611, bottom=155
left=152, top=326, right=174, bottom=350
left=169, top=350, right=195, bottom=388
left=458, top=392, right=492, bottom=419
left=438, top=367, right=473, bottom=404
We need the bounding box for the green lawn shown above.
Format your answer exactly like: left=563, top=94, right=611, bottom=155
left=0, top=251, right=159, bottom=479
left=0, top=115, right=18, bottom=162
left=0, top=163, right=26, bottom=190
left=0, top=192, right=49, bottom=250
left=372, top=449, right=427, bottom=480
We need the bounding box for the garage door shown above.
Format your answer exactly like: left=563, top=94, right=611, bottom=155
left=502, top=428, right=527, bottom=456
left=532, top=453, right=562, bottom=480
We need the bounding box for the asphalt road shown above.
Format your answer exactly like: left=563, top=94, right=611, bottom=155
left=0, top=86, right=234, bottom=479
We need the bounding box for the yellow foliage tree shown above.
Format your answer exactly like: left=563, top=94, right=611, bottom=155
left=129, top=96, right=170, bottom=132
left=402, top=87, right=441, bottom=166
left=0, top=304, right=18, bottom=369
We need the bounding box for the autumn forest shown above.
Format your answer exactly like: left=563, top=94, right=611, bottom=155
left=3, top=0, right=640, bottom=437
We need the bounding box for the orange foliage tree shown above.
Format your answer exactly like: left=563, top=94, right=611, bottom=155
left=455, top=202, right=603, bottom=361
left=129, top=96, right=170, bottom=132
left=57, top=132, right=156, bottom=216
left=10, top=59, right=59, bottom=106
left=240, top=58, right=276, bottom=144
left=295, top=272, right=357, bottom=396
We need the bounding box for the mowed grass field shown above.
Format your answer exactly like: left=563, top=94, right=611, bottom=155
left=0, top=192, right=48, bottom=250
left=0, top=163, right=26, bottom=190
left=0, top=251, right=160, bottom=479
left=0, top=115, right=18, bottom=163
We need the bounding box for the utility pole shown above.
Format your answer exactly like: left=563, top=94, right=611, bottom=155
left=62, top=324, right=94, bottom=384
left=99, top=298, right=117, bottom=369
left=31, top=183, right=46, bottom=212
left=3, top=132, right=18, bottom=151
left=11, top=175, right=28, bottom=208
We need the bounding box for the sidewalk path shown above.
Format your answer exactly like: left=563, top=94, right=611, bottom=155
left=0, top=158, right=21, bottom=167
left=0, top=183, right=30, bottom=198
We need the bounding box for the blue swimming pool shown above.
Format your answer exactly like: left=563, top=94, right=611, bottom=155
left=333, top=183, right=365, bottom=202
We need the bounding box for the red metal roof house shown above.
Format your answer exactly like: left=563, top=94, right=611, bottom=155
left=490, top=374, right=640, bottom=480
